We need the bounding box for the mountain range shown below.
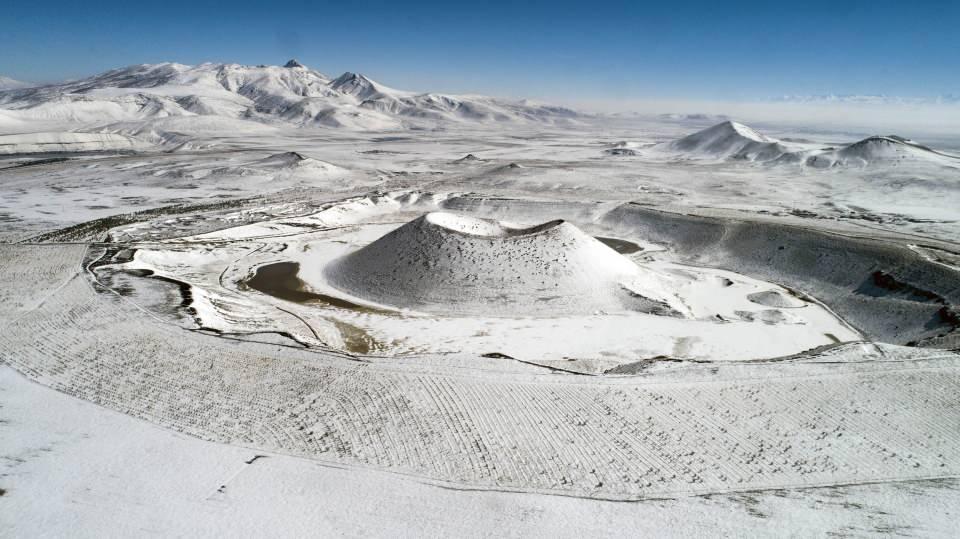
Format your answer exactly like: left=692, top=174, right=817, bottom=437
left=0, top=60, right=581, bottom=132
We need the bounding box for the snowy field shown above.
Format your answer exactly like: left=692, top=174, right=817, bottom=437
left=1, top=61, right=960, bottom=536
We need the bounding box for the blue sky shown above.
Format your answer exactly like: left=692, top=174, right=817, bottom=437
left=2, top=0, right=957, bottom=103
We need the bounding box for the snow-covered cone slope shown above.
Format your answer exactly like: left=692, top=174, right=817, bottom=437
left=0, top=60, right=582, bottom=132
left=257, top=151, right=328, bottom=168
left=323, top=212, right=686, bottom=317
left=253, top=151, right=346, bottom=175
left=661, top=120, right=790, bottom=161
left=800, top=135, right=960, bottom=168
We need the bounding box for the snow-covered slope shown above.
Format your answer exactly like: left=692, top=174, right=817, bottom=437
left=0, top=60, right=581, bottom=132
left=797, top=135, right=960, bottom=168
left=660, top=121, right=790, bottom=161
left=329, top=72, right=408, bottom=101
left=0, top=131, right=151, bottom=154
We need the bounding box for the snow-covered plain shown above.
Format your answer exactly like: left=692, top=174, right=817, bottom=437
left=5, top=365, right=959, bottom=537
left=2, top=60, right=960, bottom=536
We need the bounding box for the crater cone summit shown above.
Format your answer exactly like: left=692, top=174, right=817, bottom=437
left=323, top=212, right=686, bottom=316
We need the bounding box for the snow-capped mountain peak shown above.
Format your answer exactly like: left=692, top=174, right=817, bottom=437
left=329, top=72, right=405, bottom=101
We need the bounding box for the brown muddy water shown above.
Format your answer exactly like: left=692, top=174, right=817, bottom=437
left=244, top=261, right=387, bottom=354
left=244, top=261, right=392, bottom=315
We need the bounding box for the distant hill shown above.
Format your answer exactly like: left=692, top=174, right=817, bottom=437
left=659, top=121, right=959, bottom=168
